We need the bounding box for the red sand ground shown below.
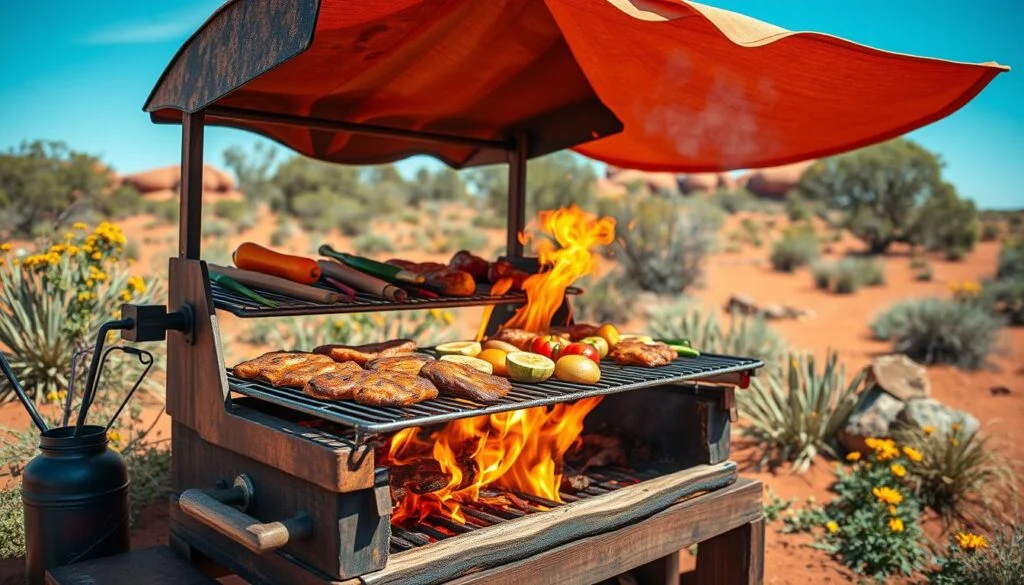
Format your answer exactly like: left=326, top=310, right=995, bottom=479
left=1, top=209, right=1020, bottom=584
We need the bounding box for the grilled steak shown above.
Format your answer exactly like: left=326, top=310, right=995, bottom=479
left=233, top=351, right=347, bottom=388
left=314, top=339, right=417, bottom=366
left=303, top=363, right=365, bottom=400
left=551, top=323, right=599, bottom=341
left=305, top=370, right=439, bottom=406
left=365, top=353, right=435, bottom=376
left=609, top=340, right=677, bottom=367
left=386, top=259, right=476, bottom=297
left=420, top=360, right=511, bottom=402
left=488, top=327, right=535, bottom=350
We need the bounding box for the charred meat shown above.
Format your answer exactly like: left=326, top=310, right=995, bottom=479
left=551, top=323, right=599, bottom=341
left=609, top=340, right=677, bottom=367
left=365, top=353, right=435, bottom=376
left=487, top=327, right=535, bottom=350
left=233, top=351, right=347, bottom=388
left=314, top=339, right=417, bottom=366
left=386, top=259, right=476, bottom=297
left=302, top=364, right=365, bottom=400
left=420, top=360, right=512, bottom=402
left=304, top=370, right=439, bottom=406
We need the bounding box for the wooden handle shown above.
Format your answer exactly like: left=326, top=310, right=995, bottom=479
left=209, top=264, right=341, bottom=304
left=179, top=488, right=312, bottom=554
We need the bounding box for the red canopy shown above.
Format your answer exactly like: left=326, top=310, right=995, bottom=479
left=145, top=0, right=1006, bottom=171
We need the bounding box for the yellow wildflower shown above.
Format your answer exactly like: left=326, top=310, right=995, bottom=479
left=955, top=532, right=988, bottom=551
left=127, top=275, right=146, bottom=294
left=890, top=463, right=907, bottom=478
left=950, top=438, right=960, bottom=447
left=65, top=245, right=79, bottom=255
left=846, top=451, right=861, bottom=462
left=91, top=252, right=102, bottom=261
left=77, top=292, right=93, bottom=302
left=429, top=308, right=442, bottom=320
left=872, top=486, right=903, bottom=506
left=45, top=391, right=59, bottom=402
left=889, top=517, right=904, bottom=533
left=119, top=290, right=132, bottom=302
left=951, top=423, right=962, bottom=433
left=888, top=505, right=898, bottom=516
left=826, top=521, right=839, bottom=534
left=0, top=243, right=12, bottom=252
left=443, top=311, right=454, bottom=325
left=64, top=232, right=75, bottom=240
left=922, top=425, right=935, bottom=435
left=85, top=279, right=95, bottom=288
left=73, top=222, right=88, bottom=230
left=902, top=446, right=924, bottom=462
left=106, top=429, right=123, bottom=444
left=92, top=271, right=107, bottom=282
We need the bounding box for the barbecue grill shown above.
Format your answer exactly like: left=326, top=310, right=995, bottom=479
left=124, top=1, right=1005, bottom=584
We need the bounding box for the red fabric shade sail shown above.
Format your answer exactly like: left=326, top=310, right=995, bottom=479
left=145, top=0, right=1007, bottom=171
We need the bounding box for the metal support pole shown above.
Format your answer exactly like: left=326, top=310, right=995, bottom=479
left=506, top=133, right=528, bottom=258
left=179, top=112, right=205, bottom=259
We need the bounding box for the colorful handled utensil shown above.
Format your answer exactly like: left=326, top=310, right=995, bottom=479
left=210, top=271, right=279, bottom=308
left=319, top=245, right=424, bottom=284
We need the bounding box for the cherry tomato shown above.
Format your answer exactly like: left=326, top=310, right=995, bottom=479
left=530, top=335, right=566, bottom=360
left=560, top=342, right=600, bottom=364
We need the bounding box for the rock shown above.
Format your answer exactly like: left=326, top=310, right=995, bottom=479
left=990, top=386, right=1011, bottom=396
left=725, top=294, right=758, bottom=316
left=594, top=178, right=627, bottom=198
left=865, top=355, right=931, bottom=401
left=741, top=160, right=817, bottom=199
left=760, top=304, right=789, bottom=320
left=838, top=388, right=906, bottom=454
left=121, top=164, right=234, bottom=194
left=606, top=168, right=679, bottom=194
left=680, top=173, right=719, bottom=194
left=897, top=398, right=979, bottom=438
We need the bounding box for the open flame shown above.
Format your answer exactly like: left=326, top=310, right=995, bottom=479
left=505, top=204, right=616, bottom=333
left=385, top=397, right=602, bottom=525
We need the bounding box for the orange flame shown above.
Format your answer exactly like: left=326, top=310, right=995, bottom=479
left=386, top=397, right=602, bottom=525
left=505, top=205, right=616, bottom=333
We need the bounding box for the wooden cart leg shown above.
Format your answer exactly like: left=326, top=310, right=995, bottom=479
left=633, top=551, right=681, bottom=585
left=694, top=517, right=764, bottom=585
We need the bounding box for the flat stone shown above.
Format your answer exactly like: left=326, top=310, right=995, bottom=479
left=897, top=398, right=980, bottom=438
left=837, top=387, right=906, bottom=453
left=725, top=293, right=758, bottom=315
left=866, top=354, right=931, bottom=401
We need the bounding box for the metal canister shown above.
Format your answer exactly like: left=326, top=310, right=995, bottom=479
left=21, top=424, right=131, bottom=585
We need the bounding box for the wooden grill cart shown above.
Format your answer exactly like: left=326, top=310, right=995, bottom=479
left=48, top=1, right=1006, bottom=584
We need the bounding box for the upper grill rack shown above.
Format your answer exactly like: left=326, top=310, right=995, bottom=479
left=210, top=281, right=581, bottom=318
left=227, top=353, right=763, bottom=434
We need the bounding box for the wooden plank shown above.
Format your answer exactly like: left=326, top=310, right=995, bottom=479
left=179, top=112, right=204, bottom=259
left=632, top=552, right=681, bottom=585
left=694, top=517, right=765, bottom=585
left=439, top=478, right=762, bottom=585
left=505, top=134, right=528, bottom=258
left=46, top=546, right=218, bottom=585
left=355, top=462, right=740, bottom=585
left=167, top=258, right=377, bottom=493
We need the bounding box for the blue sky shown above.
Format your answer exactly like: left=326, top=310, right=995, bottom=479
left=0, top=1, right=1020, bottom=209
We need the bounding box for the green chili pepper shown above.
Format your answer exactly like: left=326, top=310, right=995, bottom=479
left=210, top=271, right=279, bottom=308
left=669, top=344, right=701, bottom=358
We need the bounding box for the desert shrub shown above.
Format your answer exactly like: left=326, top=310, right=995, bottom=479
left=647, top=302, right=786, bottom=368
left=919, top=188, right=980, bottom=260
left=770, top=227, right=819, bottom=272
left=446, top=227, right=488, bottom=255
left=472, top=214, right=506, bottom=229
left=0, top=487, right=25, bottom=559
left=400, top=209, right=421, bottom=225
left=571, top=270, right=639, bottom=324
left=896, top=426, right=1017, bottom=527
left=144, top=199, right=179, bottom=224
left=292, top=191, right=368, bottom=235
left=928, top=524, right=1024, bottom=585
left=352, top=233, right=396, bottom=256
left=998, top=239, right=1024, bottom=280
left=831, top=260, right=862, bottom=294
left=914, top=262, right=934, bottom=282
left=203, top=219, right=229, bottom=238
left=870, top=298, right=1002, bottom=369
left=0, top=224, right=163, bottom=402
left=980, top=221, right=1001, bottom=242
left=815, top=257, right=884, bottom=294
left=615, top=196, right=722, bottom=294
left=785, top=192, right=812, bottom=222
left=715, top=189, right=755, bottom=214
left=982, top=278, right=1024, bottom=325
left=811, top=261, right=833, bottom=290
left=738, top=351, right=864, bottom=472
left=212, top=199, right=250, bottom=223
left=270, top=220, right=295, bottom=247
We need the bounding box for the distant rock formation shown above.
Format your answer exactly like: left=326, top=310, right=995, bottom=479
left=603, top=166, right=679, bottom=195
left=121, top=164, right=236, bottom=197
left=736, top=160, right=816, bottom=199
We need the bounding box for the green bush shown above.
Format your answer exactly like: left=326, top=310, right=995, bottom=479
left=0, top=487, right=25, bottom=559
left=811, top=261, right=833, bottom=290
left=831, top=260, right=861, bottom=294
left=980, top=221, right=1001, bottom=242
left=770, top=228, right=819, bottom=272
left=400, top=209, right=421, bottom=225
left=647, top=302, right=786, bottom=369
left=997, top=239, right=1024, bottom=280
left=928, top=524, right=1024, bottom=585
left=914, top=262, right=934, bottom=282
left=144, top=199, right=179, bottom=224
left=203, top=219, right=229, bottom=238
left=471, top=214, right=506, bottom=230
left=919, top=186, right=980, bottom=260
left=352, top=233, right=396, bottom=256
left=982, top=278, right=1024, bottom=325
left=270, top=220, right=295, bottom=247
left=738, top=351, right=864, bottom=472
left=785, top=192, right=812, bottom=222
left=571, top=271, right=639, bottom=324
left=870, top=298, right=1002, bottom=369
left=293, top=192, right=368, bottom=235
left=615, top=197, right=722, bottom=294
left=715, top=189, right=755, bottom=214
left=212, top=199, right=250, bottom=223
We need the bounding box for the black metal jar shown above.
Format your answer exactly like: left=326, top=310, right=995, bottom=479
left=21, top=424, right=131, bottom=585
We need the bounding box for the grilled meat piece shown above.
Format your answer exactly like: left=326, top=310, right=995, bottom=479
left=488, top=327, right=535, bottom=350
left=561, top=473, right=591, bottom=492
left=551, top=323, right=600, bottom=341
left=386, top=259, right=476, bottom=297
left=609, top=340, right=677, bottom=367
left=365, top=353, right=435, bottom=376
left=571, top=434, right=628, bottom=471
left=305, top=370, right=439, bottom=406
left=233, top=351, right=346, bottom=388
left=303, top=364, right=365, bottom=400
left=353, top=372, right=439, bottom=407
left=314, top=339, right=416, bottom=366
left=390, top=460, right=451, bottom=495
left=420, top=360, right=512, bottom=402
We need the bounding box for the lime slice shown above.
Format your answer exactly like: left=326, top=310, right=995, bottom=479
left=435, top=341, right=482, bottom=357
left=439, top=355, right=493, bottom=374
left=505, top=352, right=555, bottom=383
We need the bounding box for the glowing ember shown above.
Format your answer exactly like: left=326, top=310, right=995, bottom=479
left=385, top=397, right=601, bottom=525
left=505, top=205, right=616, bottom=333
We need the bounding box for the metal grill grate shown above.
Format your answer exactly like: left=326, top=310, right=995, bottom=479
left=210, top=281, right=580, bottom=318
left=227, top=353, right=763, bottom=434
left=389, top=466, right=656, bottom=553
